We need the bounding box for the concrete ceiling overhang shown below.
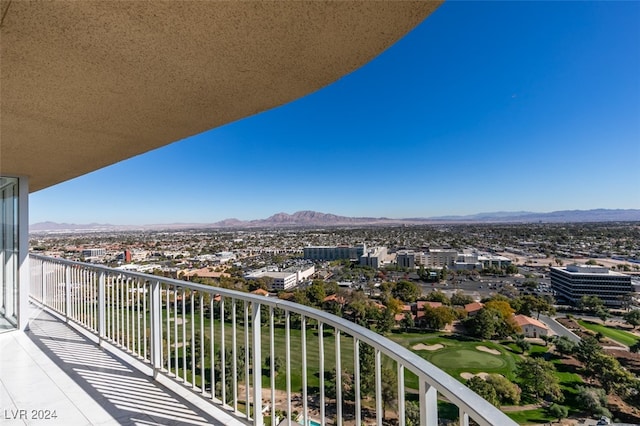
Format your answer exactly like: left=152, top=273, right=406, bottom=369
left=0, top=0, right=442, bottom=192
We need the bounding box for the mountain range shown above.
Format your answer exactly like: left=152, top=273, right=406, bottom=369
left=29, top=209, right=640, bottom=232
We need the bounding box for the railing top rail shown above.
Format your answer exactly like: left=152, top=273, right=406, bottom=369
left=30, top=253, right=516, bottom=426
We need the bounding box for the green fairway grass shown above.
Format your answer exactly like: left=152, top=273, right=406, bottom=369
left=578, top=320, right=640, bottom=347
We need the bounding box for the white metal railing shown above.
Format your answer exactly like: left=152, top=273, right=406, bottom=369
left=29, top=254, right=517, bottom=426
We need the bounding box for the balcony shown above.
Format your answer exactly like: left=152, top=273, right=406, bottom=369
left=2, top=254, right=519, bottom=426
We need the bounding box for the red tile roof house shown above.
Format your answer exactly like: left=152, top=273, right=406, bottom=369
left=464, top=302, right=484, bottom=316
left=512, top=314, right=549, bottom=338
left=251, top=288, right=270, bottom=296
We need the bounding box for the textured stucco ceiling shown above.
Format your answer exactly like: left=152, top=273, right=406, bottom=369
left=0, top=0, right=442, bottom=192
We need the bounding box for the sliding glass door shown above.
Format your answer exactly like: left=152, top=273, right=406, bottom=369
left=0, top=177, right=19, bottom=328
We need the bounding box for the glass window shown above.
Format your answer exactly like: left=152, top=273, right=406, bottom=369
left=1, top=176, right=19, bottom=329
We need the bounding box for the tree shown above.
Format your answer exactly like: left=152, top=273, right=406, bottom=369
left=587, top=352, right=635, bottom=396
left=385, top=297, right=404, bottom=315
left=513, top=294, right=555, bottom=319
left=422, top=306, right=456, bottom=330
left=575, top=386, right=611, bottom=418
left=485, top=300, right=515, bottom=319
left=325, top=368, right=354, bottom=401
left=575, top=336, right=602, bottom=365
left=392, top=280, right=421, bottom=303
left=376, top=308, right=395, bottom=334
left=466, top=376, right=500, bottom=407
left=359, top=344, right=376, bottom=397
left=381, top=368, right=398, bottom=418
left=486, top=374, right=521, bottom=405
left=425, top=290, right=450, bottom=305
left=265, top=355, right=285, bottom=376
left=553, top=336, right=577, bottom=356
left=624, top=309, right=640, bottom=327
left=405, top=401, right=420, bottom=426
left=400, top=312, right=415, bottom=331
left=466, top=304, right=518, bottom=339
left=305, top=281, right=326, bottom=307
left=578, top=295, right=605, bottom=313
left=516, top=357, right=563, bottom=402
left=548, top=404, right=569, bottom=422
left=515, top=335, right=531, bottom=354
left=451, top=291, right=474, bottom=307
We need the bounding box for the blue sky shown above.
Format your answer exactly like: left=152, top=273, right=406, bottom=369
left=31, top=1, right=640, bottom=225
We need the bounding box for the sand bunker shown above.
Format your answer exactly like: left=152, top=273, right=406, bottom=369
left=460, top=372, right=490, bottom=380
left=412, top=343, right=444, bottom=351
left=476, top=345, right=500, bottom=355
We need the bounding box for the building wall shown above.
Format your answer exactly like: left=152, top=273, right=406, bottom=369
left=397, top=250, right=416, bottom=269
left=521, top=325, right=547, bottom=338
left=360, top=247, right=387, bottom=269
left=303, top=246, right=364, bottom=261
left=418, top=249, right=457, bottom=268
left=550, top=266, right=633, bottom=308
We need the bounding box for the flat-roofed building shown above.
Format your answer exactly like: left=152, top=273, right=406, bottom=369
left=303, top=245, right=365, bottom=261
left=550, top=264, right=633, bottom=308
left=396, top=250, right=416, bottom=269
left=417, top=249, right=458, bottom=268
left=360, top=246, right=388, bottom=269
left=81, top=248, right=106, bottom=257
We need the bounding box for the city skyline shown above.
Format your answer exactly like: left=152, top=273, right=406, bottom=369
left=30, top=1, right=640, bottom=225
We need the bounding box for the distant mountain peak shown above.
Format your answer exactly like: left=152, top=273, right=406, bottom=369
left=30, top=208, right=640, bottom=232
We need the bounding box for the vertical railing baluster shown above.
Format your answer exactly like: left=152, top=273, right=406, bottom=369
left=150, top=279, right=162, bottom=375
left=459, top=409, right=469, bottom=426
left=116, top=277, right=121, bottom=345
left=166, top=285, right=171, bottom=373
left=335, top=328, right=342, bottom=426
left=98, top=271, right=105, bottom=345
left=376, top=349, right=382, bottom=426
left=144, top=281, right=149, bottom=362
left=251, top=302, right=262, bottom=426
left=270, top=307, right=276, bottom=426
left=107, top=275, right=112, bottom=341
left=285, top=310, right=291, bottom=426
left=133, top=279, right=137, bottom=350
left=232, top=298, right=238, bottom=412
left=126, top=278, right=130, bottom=350
left=398, top=363, right=405, bottom=426
left=174, top=287, right=179, bottom=377
left=200, top=294, right=205, bottom=394
left=191, top=292, right=196, bottom=388
left=244, top=301, right=250, bottom=420
left=64, top=264, right=70, bottom=322
left=302, top=315, right=308, bottom=426
left=40, top=260, right=46, bottom=305
left=419, top=380, right=438, bottom=426
left=319, top=322, right=325, bottom=426
left=221, top=297, right=226, bottom=406
left=182, top=288, right=187, bottom=383
left=210, top=295, right=216, bottom=401
left=354, top=338, right=361, bottom=426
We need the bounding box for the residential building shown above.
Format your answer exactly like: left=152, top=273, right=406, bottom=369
left=550, top=264, right=633, bottom=308
left=513, top=314, right=548, bottom=338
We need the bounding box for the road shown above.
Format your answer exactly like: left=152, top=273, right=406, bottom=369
left=538, top=314, right=581, bottom=343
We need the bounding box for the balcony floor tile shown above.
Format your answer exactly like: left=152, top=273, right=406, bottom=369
left=0, top=307, right=245, bottom=426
